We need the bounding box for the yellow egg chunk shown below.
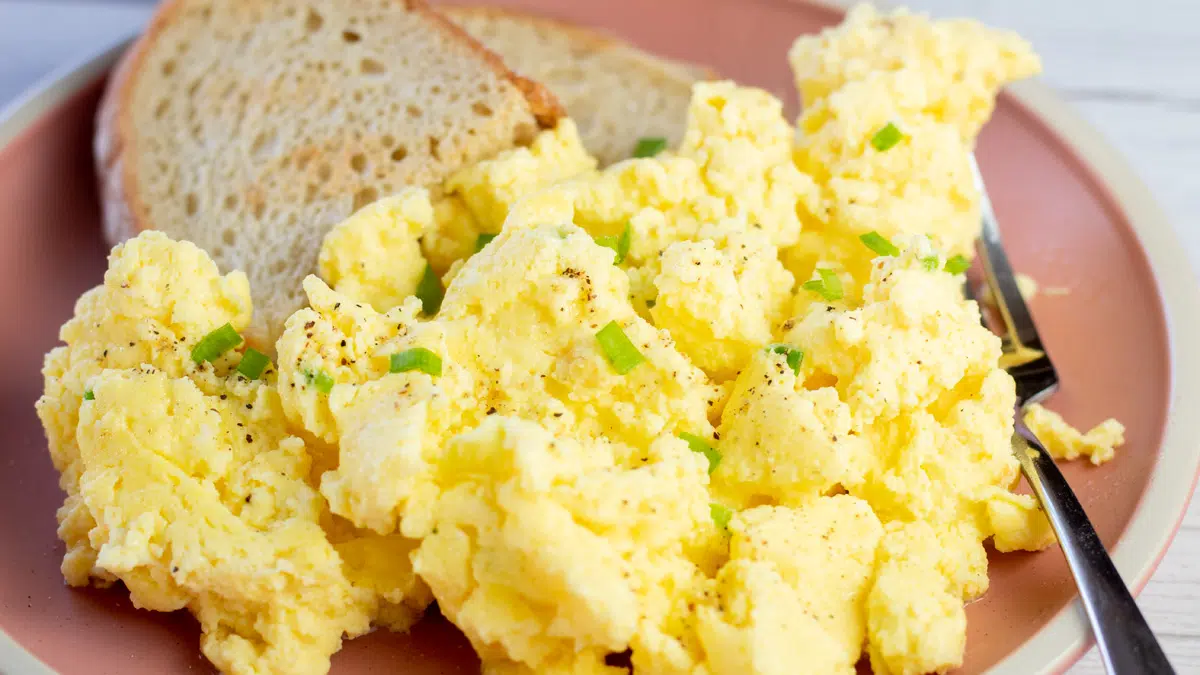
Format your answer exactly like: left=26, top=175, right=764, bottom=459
left=713, top=349, right=868, bottom=508
left=787, top=241, right=1003, bottom=425
left=327, top=525, right=434, bottom=632
left=783, top=4, right=1040, bottom=292
left=37, top=231, right=252, bottom=586
left=420, top=120, right=598, bottom=273
left=446, top=119, right=599, bottom=234
left=695, top=497, right=883, bottom=675
left=75, top=369, right=371, bottom=675
left=651, top=221, right=794, bottom=381
left=308, top=222, right=721, bottom=539
left=318, top=188, right=434, bottom=313
left=866, top=521, right=983, bottom=675
left=1025, top=403, right=1126, bottom=465
left=985, top=489, right=1056, bottom=553
left=437, top=222, right=718, bottom=449
left=788, top=4, right=1041, bottom=140
left=407, top=417, right=713, bottom=671
left=675, top=81, right=820, bottom=250
left=274, top=276, right=428, bottom=444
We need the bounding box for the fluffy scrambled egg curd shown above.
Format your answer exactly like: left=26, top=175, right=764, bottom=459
left=39, top=6, right=1126, bottom=675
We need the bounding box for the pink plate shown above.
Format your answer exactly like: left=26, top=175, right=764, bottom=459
left=1, top=1, right=1198, bottom=674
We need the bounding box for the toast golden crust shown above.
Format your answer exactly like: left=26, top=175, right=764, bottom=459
left=95, top=0, right=178, bottom=244
left=412, top=1, right=565, bottom=126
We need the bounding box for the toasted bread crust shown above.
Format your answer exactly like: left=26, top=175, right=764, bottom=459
left=95, top=0, right=179, bottom=244
left=95, top=0, right=563, bottom=244
left=411, top=1, right=565, bottom=126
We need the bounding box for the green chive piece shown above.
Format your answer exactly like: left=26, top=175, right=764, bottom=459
left=83, top=389, right=95, bottom=401
left=594, top=223, right=632, bottom=264
left=390, top=348, right=443, bottom=376
left=801, top=268, right=844, bottom=301
left=679, top=432, right=721, bottom=473
left=646, top=299, right=657, bottom=309
left=859, top=231, right=900, bottom=257
left=920, top=255, right=940, bottom=271
left=632, top=136, right=668, bottom=158
left=710, top=503, right=734, bottom=531
left=475, top=233, right=497, bottom=253
left=237, top=348, right=271, bottom=379
left=944, top=254, right=971, bottom=275
left=595, top=321, right=646, bottom=374
left=190, top=323, right=243, bottom=363
left=415, top=264, right=444, bottom=315
left=766, top=343, right=804, bottom=374
left=305, top=369, right=335, bottom=394
left=870, top=122, right=904, bottom=152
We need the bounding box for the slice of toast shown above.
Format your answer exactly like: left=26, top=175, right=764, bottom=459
left=96, top=0, right=562, bottom=344
left=442, top=5, right=711, bottom=166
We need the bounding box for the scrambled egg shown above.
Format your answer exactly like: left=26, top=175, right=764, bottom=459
left=1025, top=403, right=1126, bottom=465
left=39, top=6, right=1126, bottom=675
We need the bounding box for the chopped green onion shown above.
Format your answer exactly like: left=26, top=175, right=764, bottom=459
left=595, top=321, right=645, bottom=374
left=859, top=231, right=900, bottom=257
left=944, top=254, right=971, bottom=275
left=870, top=122, right=904, bottom=152
left=305, top=369, right=335, bottom=394
left=237, top=348, right=271, bottom=379
left=920, top=255, right=940, bottom=271
left=766, top=343, right=804, bottom=374
left=679, top=432, right=721, bottom=473
left=190, top=323, right=243, bottom=363
left=594, top=223, right=632, bottom=264
left=632, top=136, right=668, bottom=158
left=646, top=299, right=656, bottom=309
left=475, top=233, right=497, bottom=253
left=83, top=389, right=95, bottom=401
left=415, top=264, right=444, bottom=316
left=710, top=503, right=734, bottom=531
left=801, top=268, right=844, bottom=301
left=390, top=348, right=443, bottom=376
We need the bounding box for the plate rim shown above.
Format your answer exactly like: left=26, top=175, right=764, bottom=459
left=1, top=10, right=1197, bottom=675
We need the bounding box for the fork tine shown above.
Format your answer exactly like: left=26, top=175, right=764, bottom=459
left=969, top=154, right=1050, bottom=358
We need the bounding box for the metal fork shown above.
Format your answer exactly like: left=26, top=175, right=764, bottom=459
left=969, top=155, right=1174, bottom=675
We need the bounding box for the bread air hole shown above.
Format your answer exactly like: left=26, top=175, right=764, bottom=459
left=223, top=194, right=237, bottom=211
left=472, top=102, right=493, bottom=118
left=304, top=8, right=323, bottom=32
left=184, top=193, right=198, bottom=217
left=350, top=154, right=366, bottom=173
left=390, top=146, right=408, bottom=162
left=162, top=59, right=176, bottom=76
left=361, top=58, right=385, bottom=75
left=352, top=187, right=378, bottom=211
left=342, top=30, right=361, bottom=43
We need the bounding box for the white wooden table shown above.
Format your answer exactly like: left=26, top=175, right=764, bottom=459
left=1, top=1, right=1197, bottom=673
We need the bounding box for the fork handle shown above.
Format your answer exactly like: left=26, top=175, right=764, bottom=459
left=1014, top=421, right=1175, bottom=674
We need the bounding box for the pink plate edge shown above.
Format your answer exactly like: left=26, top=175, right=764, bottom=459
left=1, top=12, right=1198, bottom=675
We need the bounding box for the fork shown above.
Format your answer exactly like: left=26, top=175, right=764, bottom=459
left=969, top=155, right=1174, bottom=675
